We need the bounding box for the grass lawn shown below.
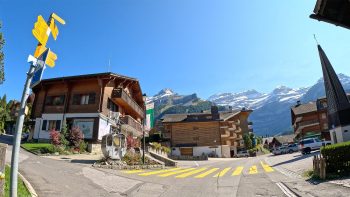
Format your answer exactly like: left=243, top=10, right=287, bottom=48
left=4, top=166, right=31, bottom=197
left=21, top=143, right=53, bottom=154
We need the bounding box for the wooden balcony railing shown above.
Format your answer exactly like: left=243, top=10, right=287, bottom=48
left=120, top=115, right=142, bottom=136
left=112, top=88, right=145, bottom=118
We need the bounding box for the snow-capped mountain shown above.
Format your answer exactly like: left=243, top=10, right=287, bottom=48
left=149, top=74, right=350, bottom=136
left=147, top=88, right=175, bottom=104
left=208, top=86, right=309, bottom=110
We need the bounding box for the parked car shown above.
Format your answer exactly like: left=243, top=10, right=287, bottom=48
left=298, top=138, right=324, bottom=154
left=236, top=150, right=249, bottom=157
left=272, top=146, right=287, bottom=155
left=286, top=143, right=298, bottom=153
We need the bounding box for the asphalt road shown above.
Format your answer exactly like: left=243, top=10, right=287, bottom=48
left=1, top=135, right=350, bottom=197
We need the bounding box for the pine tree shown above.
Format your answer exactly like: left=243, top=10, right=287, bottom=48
left=0, top=22, right=4, bottom=84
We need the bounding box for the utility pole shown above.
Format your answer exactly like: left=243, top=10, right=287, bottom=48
left=10, top=13, right=65, bottom=197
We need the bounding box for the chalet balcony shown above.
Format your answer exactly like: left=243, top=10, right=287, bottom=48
left=229, top=133, right=237, bottom=139
left=112, top=88, right=145, bottom=118
left=120, top=115, right=142, bottom=137
left=220, top=129, right=230, bottom=138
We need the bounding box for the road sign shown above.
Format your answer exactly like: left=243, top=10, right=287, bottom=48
left=45, top=50, right=57, bottom=67
left=32, top=15, right=50, bottom=46
left=30, top=65, right=46, bottom=88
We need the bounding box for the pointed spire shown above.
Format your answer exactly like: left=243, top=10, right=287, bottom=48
left=317, top=44, right=350, bottom=127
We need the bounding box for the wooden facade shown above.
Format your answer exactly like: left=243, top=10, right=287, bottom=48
left=162, top=107, right=253, bottom=157
left=31, top=72, right=145, bottom=143
left=291, top=98, right=330, bottom=140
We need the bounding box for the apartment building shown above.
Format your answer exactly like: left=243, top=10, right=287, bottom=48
left=161, top=106, right=252, bottom=158
left=31, top=72, right=145, bottom=152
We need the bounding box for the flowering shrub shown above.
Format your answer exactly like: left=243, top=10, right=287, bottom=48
left=49, top=129, right=60, bottom=146
left=69, top=127, right=84, bottom=149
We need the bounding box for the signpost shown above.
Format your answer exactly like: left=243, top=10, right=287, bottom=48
left=10, top=13, right=65, bottom=197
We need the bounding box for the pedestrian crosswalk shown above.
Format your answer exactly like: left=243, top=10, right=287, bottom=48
left=122, top=161, right=275, bottom=179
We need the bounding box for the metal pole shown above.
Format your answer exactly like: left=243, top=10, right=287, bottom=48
left=10, top=63, right=36, bottom=197
left=142, top=120, right=145, bottom=164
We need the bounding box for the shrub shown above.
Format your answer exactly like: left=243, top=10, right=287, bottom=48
left=79, top=141, right=88, bottom=153
left=69, top=127, right=84, bottom=149
left=152, top=142, right=161, bottom=151
left=161, top=146, right=171, bottom=154
left=49, top=130, right=60, bottom=146
left=321, top=141, right=350, bottom=176
left=60, top=122, right=69, bottom=148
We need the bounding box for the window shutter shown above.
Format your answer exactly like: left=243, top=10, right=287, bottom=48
left=73, top=94, right=80, bottom=105
left=107, top=99, right=111, bottom=109
left=89, top=93, right=96, bottom=104
left=56, top=120, right=61, bottom=131
left=42, top=120, right=47, bottom=130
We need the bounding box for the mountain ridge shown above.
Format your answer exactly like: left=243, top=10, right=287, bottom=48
left=148, top=73, right=350, bottom=136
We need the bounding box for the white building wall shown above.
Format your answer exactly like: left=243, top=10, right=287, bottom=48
left=193, top=146, right=222, bottom=157
left=330, top=125, right=350, bottom=144
left=98, top=117, right=113, bottom=140
left=33, top=113, right=101, bottom=140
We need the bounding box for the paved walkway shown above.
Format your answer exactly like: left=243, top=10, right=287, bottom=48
left=265, top=151, right=350, bottom=188
left=1, top=135, right=141, bottom=197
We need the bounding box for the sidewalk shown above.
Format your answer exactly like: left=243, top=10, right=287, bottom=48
left=264, top=152, right=350, bottom=188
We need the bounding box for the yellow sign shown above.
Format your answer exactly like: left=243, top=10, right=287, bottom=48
left=51, top=13, right=66, bottom=25
left=46, top=50, right=57, bottom=67
left=32, top=15, right=50, bottom=46
left=33, top=44, right=47, bottom=58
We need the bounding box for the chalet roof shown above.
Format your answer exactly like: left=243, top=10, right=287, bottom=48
left=40, top=72, right=138, bottom=83
left=310, top=0, right=350, bottom=30
left=274, top=134, right=295, bottom=144
left=161, top=110, right=245, bottom=123
left=291, top=102, right=317, bottom=116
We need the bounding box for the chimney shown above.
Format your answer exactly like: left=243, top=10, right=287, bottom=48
left=229, top=106, right=233, bottom=112
left=211, top=106, right=219, bottom=120
left=296, top=100, right=301, bottom=107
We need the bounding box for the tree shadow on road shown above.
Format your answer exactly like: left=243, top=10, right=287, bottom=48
left=70, top=159, right=97, bottom=164
left=269, top=151, right=320, bottom=167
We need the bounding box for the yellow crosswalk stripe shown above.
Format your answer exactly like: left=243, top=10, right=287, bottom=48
left=158, top=168, right=196, bottom=177
left=260, top=161, right=274, bottom=172
left=249, top=165, right=258, bottom=174
left=138, top=168, right=182, bottom=176
left=213, top=167, right=231, bottom=177
left=195, top=168, right=219, bottom=178
left=123, top=170, right=144, bottom=174
left=175, top=167, right=208, bottom=178
left=232, top=166, right=244, bottom=176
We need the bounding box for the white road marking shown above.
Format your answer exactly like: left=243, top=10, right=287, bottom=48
left=194, top=161, right=199, bottom=167
left=275, top=182, right=297, bottom=197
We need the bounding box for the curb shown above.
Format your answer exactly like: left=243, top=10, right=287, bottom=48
left=6, top=164, right=38, bottom=197
left=18, top=171, right=38, bottom=197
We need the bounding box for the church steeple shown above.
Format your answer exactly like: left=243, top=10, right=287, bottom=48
left=317, top=44, right=350, bottom=128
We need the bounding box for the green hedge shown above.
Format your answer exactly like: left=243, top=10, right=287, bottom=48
left=321, top=141, right=350, bottom=175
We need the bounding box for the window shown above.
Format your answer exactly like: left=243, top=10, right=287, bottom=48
left=323, top=123, right=328, bottom=130
left=73, top=119, right=94, bottom=139
left=321, top=113, right=327, bottom=119
left=45, top=95, right=65, bottom=106
left=107, top=99, right=118, bottom=112
left=72, top=93, right=96, bottom=105
left=41, top=120, right=61, bottom=131
left=42, top=120, right=47, bottom=130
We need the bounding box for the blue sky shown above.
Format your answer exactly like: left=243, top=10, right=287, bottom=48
left=1, top=0, right=350, bottom=100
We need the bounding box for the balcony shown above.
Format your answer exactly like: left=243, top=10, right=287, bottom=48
left=120, top=115, right=142, bottom=137
left=229, top=133, right=237, bottom=139
left=112, top=88, right=145, bottom=118
left=220, top=129, right=230, bottom=138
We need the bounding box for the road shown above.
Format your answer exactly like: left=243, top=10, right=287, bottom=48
left=1, top=135, right=349, bottom=197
